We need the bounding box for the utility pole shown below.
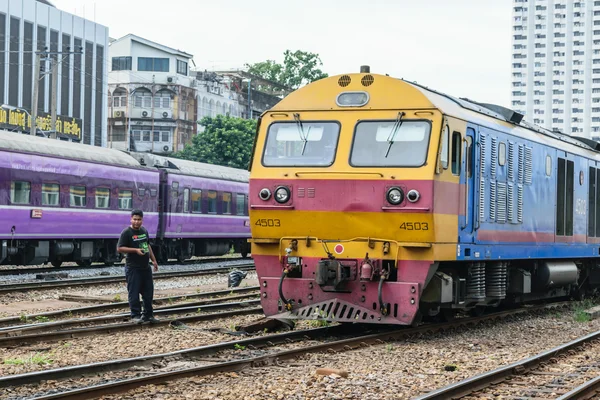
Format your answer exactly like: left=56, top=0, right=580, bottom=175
left=31, top=53, right=41, bottom=136
left=50, top=56, right=58, bottom=139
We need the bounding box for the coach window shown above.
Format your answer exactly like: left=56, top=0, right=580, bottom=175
left=95, top=188, right=110, bottom=208
left=138, top=188, right=145, bottom=197
left=451, top=131, right=462, bottom=175
left=192, top=189, right=202, bottom=213
left=119, top=190, right=133, bottom=210
left=42, top=183, right=59, bottom=206
left=183, top=188, right=190, bottom=213
left=546, top=155, right=552, bottom=176
left=223, top=192, right=232, bottom=214
left=236, top=193, right=245, bottom=215
left=69, top=186, right=87, bottom=207
left=208, top=190, right=217, bottom=214
left=150, top=188, right=158, bottom=197
left=10, top=181, right=31, bottom=204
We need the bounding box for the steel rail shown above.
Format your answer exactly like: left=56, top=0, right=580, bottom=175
left=0, top=256, right=249, bottom=276
left=0, top=301, right=571, bottom=394
left=414, top=327, right=600, bottom=399
left=0, top=264, right=254, bottom=293
left=557, top=375, right=600, bottom=399
left=0, top=300, right=262, bottom=347
left=0, top=286, right=259, bottom=328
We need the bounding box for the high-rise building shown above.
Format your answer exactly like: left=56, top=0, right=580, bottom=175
left=511, top=0, right=600, bottom=138
left=0, top=0, right=108, bottom=145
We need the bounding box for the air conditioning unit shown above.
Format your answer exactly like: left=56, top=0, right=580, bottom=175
left=142, top=111, right=149, bottom=118
left=114, top=110, right=124, bottom=118
left=162, top=111, right=171, bottom=119
left=162, top=145, right=171, bottom=152
left=167, top=76, right=177, bottom=83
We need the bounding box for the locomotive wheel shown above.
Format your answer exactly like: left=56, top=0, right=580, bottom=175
left=76, top=260, right=92, bottom=268
left=469, top=306, right=486, bottom=317
left=440, top=308, right=456, bottom=322
left=50, top=260, right=62, bottom=268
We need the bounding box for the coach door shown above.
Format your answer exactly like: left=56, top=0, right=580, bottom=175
left=459, top=127, right=476, bottom=243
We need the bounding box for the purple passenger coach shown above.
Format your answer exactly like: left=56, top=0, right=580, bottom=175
left=0, top=131, right=250, bottom=266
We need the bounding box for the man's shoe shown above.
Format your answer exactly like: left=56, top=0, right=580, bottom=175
left=143, top=316, right=160, bottom=324
left=131, top=317, right=144, bottom=324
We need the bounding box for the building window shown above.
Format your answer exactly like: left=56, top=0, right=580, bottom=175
left=208, top=190, right=217, bottom=213
left=119, top=190, right=133, bottom=210
left=42, top=183, right=59, bottom=206
left=143, top=131, right=151, bottom=142
left=69, top=186, right=87, bottom=207
left=112, top=56, right=132, bottom=71
left=133, top=130, right=141, bottom=141
left=138, top=57, right=169, bottom=72
left=192, top=189, right=202, bottom=213
left=162, top=131, right=170, bottom=142
left=95, top=187, right=110, bottom=208
left=153, top=131, right=160, bottom=142
left=177, top=60, right=187, bottom=75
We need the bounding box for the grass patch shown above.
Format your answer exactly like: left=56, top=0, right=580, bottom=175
left=113, top=294, right=122, bottom=302
left=3, top=352, right=54, bottom=365
left=572, top=299, right=596, bottom=323
left=34, top=316, right=51, bottom=323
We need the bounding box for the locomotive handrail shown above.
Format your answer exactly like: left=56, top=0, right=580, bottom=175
left=294, top=171, right=384, bottom=177
left=463, top=137, right=469, bottom=229
left=250, top=205, right=295, bottom=210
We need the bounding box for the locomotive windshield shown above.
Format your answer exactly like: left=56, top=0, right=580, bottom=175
left=350, top=120, right=431, bottom=167
left=262, top=121, right=340, bottom=167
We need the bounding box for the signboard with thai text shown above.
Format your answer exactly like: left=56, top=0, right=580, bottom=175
left=0, top=108, right=82, bottom=140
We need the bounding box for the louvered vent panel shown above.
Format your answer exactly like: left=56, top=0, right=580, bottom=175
left=490, top=180, right=497, bottom=221
left=497, top=182, right=507, bottom=223
left=517, top=184, right=523, bottom=223
left=518, top=144, right=524, bottom=183
left=491, top=137, right=497, bottom=178
left=479, top=178, right=486, bottom=221
left=480, top=135, right=486, bottom=177
left=508, top=142, right=515, bottom=181
left=524, top=147, right=533, bottom=185
left=507, top=183, right=514, bottom=222
left=479, top=134, right=486, bottom=222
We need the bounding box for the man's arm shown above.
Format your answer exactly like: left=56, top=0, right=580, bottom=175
left=117, top=229, right=144, bottom=256
left=148, top=245, right=158, bottom=272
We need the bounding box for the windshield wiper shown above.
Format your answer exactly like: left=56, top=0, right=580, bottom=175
left=384, top=112, right=405, bottom=158
left=294, top=113, right=311, bottom=156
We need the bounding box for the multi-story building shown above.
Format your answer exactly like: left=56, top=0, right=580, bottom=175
left=511, top=0, right=600, bottom=138
left=0, top=0, right=108, bottom=145
left=195, top=70, right=244, bottom=119
left=107, top=34, right=197, bottom=153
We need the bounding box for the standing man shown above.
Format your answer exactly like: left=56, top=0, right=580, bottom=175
left=117, top=209, right=159, bottom=324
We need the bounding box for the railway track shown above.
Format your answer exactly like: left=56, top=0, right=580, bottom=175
left=0, top=263, right=255, bottom=293
left=415, top=323, right=600, bottom=399
left=0, top=301, right=574, bottom=399
left=0, top=286, right=259, bottom=328
left=0, top=256, right=249, bottom=277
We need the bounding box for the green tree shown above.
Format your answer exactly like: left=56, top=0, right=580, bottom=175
left=173, top=115, right=257, bottom=170
left=245, top=50, right=328, bottom=90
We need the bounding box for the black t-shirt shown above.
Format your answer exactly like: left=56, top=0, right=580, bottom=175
left=117, top=226, right=151, bottom=269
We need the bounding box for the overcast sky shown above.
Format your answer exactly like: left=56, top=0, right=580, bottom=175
left=52, top=0, right=513, bottom=107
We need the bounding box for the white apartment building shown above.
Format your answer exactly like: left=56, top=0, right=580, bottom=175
left=107, top=34, right=197, bottom=153
left=511, top=0, right=600, bottom=138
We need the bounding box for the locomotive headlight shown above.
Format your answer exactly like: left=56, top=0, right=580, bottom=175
left=386, top=187, right=404, bottom=205
left=275, top=186, right=291, bottom=203
left=259, top=188, right=272, bottom=201
left=407, top=189, right=420, bottom=203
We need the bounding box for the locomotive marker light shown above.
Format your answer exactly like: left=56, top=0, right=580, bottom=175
left=386, top=187, right=404, bottom=205
left=259, top=188, right=272, bottom=201
left=407, top=189, right=420, bottom=203
left=274, top=186, right=291, bottom=203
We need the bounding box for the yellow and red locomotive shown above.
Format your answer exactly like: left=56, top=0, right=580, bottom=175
left=249, top=67, right=600, bottom=325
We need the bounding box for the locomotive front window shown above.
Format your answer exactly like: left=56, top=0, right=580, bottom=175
left=262, top=121, right=340, bottom=167
left=350, top=120, right=431, bottom=167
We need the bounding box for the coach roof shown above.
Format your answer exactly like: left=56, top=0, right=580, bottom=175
left=0, top=130, right=143, bottom=168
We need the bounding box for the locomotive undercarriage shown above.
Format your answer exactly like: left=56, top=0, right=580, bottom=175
left=0, top=238, right=251, bottom=267
left=421, top=259, right=600, bottom=320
